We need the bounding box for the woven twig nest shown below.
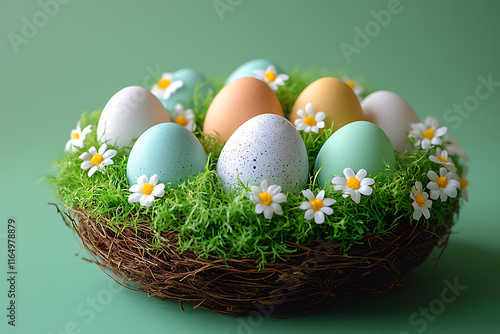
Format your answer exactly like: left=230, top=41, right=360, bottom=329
left=56, top=204, right=455, bottom=316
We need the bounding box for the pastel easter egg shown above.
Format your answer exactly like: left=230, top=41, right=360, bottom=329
left=217, top=114, right=308, bottom=193
left=203, top=77, right=284, bottom=143
left=314, top=121, right=396, bottom=186
left=151, top=68, right=214, bottom=113
left=225, top=59, right=285, bottom=85
left=97, top=86, right=170, bottom=147
left=126, top=122, right=207, bottom=188
left=361, top=90, right=420, bottom=153
left=289, top=77, right=364, bottom=132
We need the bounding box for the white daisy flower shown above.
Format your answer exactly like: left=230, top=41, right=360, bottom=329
left=426, top=167, right=460, bottom=202
left=128, top=174, right=165, bottom=208
left=171, top=103, right=196, bottom=132
left=409, top=116, right=447, bottom=149
left=410, top=181, right=432, bottom=220
left=253, top=65, right=289, bottom=91
left=459, top=167, right=469, bottom=202
left=294, top=103, right=326, bottom=133
left=331, top=168, right=375, bottom=204
left=300, top=189, right=336, bottom=224
left=343, top=76, right=364, bottom=100
left=444, top=134, right=469, bottom=160
left=429, top=148, right=457, bottom=172
left=65, top=121, right=92, bottom=153
left=150, top=73, right=184, bottom=100
left=79, top=144, right=117, bottom=177
left=248, top=180, right=287, bottom=220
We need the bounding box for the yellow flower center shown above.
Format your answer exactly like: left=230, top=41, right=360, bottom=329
left=346, top=177, right=361, bottom=190
left=438, top=156, right=448, bottom=163
left=415, top=193, right=426, bottom=207
left=90, top=153, right=104, bottom=166
left=436, top=176, right=448, bottom=188
left=460, top=178, right=469, bottom=190
left=175, top=115, right=188, bottom=127
left=258, top=192, right=272, bottom=206
left=303, top=115, right=317, bottom=127
left=71, top=132, right=80, bottom=139
left=346, top=80, right=356, bottom=89
left=310, top=198, right=324, bottom=212
left=422, top=128, right=435, bottom=140
left=142, top=183, right=155, bottom=195
left=265, top=70, right=277, bottom=82
left=157, top=78, right=171, bottom=90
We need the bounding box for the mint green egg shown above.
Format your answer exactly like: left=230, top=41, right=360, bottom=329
left=314, top=121, right=396, bottom=186
left=225, top=59, right=285, bottom=85
left=159, top=68, right=214, bottom=113
left=127, top=122, right=207, bottom=188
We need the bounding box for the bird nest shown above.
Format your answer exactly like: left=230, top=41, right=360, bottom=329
left=54, top=204, right=455, bottom=316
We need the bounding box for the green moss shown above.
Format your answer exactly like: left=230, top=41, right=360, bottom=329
left=49, top=74, right=466, bottom=267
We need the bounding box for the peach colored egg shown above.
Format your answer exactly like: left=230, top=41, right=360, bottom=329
left=289, top=77, right=364, bottom=132
left=203, top=77, right=284, bottom=143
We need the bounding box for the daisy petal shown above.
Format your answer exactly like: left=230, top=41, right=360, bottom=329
left=320, top=207, right=334, bottom=215
left=128, top=193, right=142, bottom=203
left=343, top=168, right=355, bottom=179
left=300, top=202, right=312, bottom=210
left=301, top=209, right=313, bottom=220
left=322, top=198, right=336, bottom=207
left=314, top=211, right=325, bottom=224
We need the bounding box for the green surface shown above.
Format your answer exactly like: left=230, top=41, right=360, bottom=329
left=1, top=0, right=498, bottom=333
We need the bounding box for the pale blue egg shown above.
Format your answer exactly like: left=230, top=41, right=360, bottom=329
left=127, top=122, right=207, bottom=188
left=314, top=121, right=396, bottom=187
left=225, top=59, right=285, bottom=85
left=155, top=68, right=214, bottom=113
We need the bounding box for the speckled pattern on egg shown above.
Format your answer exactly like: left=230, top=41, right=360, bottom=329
left=127, top=122, right=207, bottom=188
left=217, top=114, right=308, bottom=193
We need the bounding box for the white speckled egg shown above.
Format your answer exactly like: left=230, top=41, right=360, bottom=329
left=217, top=114, right=308, bottom=193
left=361, top=90, right=420, bottom=153
left=127, top=122, right=207, bottom=188
left=97, top=86, right=170, bottom=147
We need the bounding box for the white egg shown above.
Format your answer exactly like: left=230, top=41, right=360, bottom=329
left=97, top=86, right=170, bottom=147
left=217, top=114, right=309, bottom=193
left=361, top=90, right=420, bottom=153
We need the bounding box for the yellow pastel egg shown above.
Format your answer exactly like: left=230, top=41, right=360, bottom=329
left=289, top=77, right=364, bottom=132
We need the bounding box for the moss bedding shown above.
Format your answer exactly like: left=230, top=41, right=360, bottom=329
left=49, top=73, right=465, bottom=268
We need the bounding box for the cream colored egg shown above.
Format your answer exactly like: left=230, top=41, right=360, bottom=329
left=361, top=90, right=420, bottom=153
left=97, top=86, right=170, bottom=147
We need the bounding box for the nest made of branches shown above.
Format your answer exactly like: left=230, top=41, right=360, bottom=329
left=55, top=204, right=455, bottom=316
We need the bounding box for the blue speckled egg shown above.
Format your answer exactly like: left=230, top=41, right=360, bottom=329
left=225, top=59, right=285, bottom=85
left=127, top=122, right=207, bottom=188
left=314, top=121, right=396, bottom=187
left=152, top=68, right=214, bottom=113
left=217, top=114, right=308, bottom=193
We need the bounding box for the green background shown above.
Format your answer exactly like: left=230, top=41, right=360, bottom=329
left=1, top=0, right=499, bottom=333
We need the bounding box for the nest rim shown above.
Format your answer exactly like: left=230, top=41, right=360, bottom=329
left=54, top=203, right=455, bottom=317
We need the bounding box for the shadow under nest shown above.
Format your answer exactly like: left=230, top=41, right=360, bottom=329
left=54, top=203, right=456, bottom=317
